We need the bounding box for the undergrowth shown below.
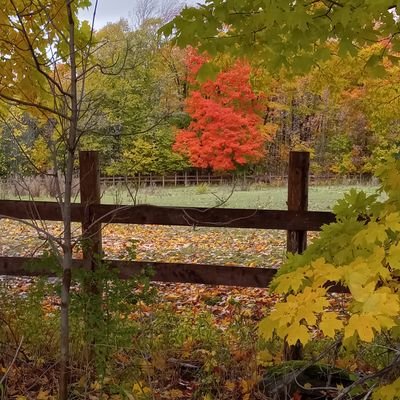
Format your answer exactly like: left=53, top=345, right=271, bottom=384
left=0, top=271, right=262, bottom=400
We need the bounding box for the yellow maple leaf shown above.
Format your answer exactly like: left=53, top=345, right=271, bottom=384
left=372, top=377, right=400, bottom=400
left=376, top=315, right=397, bottom=329
left=258, top=317, right=277, bottom=340
left=348, top=281, right=376, bottom=302
left=312, top=259, right=344, bottom=287
left=274, top=266, right=311, bottom=293
left=353, top=221, right=387, bottom=245
left=319, top=312, right=343, bottom=338
left=285, top=323, right=310, bottom=345
left=384, top=212, right=400, bottom=232
left=297, top=305, right=317, bottom=325
left=361, top=288, right=400, bottom=320
left=345, top=314, right=380, bottom=342
left=387, top=242, right=400, bottom=271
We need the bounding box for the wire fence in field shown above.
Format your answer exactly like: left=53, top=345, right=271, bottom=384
left=99, top=172, right=375, bottom=188
left=0, top=171, right=376, bottom=200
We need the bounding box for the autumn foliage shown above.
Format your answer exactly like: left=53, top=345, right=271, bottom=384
left=174, top=49, right=270, bottom=171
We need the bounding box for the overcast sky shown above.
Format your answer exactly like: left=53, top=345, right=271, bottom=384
left=79, top=0, right=201, bottom=29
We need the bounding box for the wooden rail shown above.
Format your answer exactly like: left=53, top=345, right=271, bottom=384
left=0, top=200, right=335, bottom=229
left=0, top=151, right=337, bottom=288
left=0, top=257, right=278, bottom=288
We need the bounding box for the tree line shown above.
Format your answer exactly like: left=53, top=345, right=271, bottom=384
left=1, top=15, right=399, bottom=179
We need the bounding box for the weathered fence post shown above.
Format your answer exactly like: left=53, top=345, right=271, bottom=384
left=79, top=151, right=103, bottom=366
left=285, top=151, right=310, bottom=361
left=287, top=151, right=309, bottom=254
left=79, top=151, right=102, bottom=268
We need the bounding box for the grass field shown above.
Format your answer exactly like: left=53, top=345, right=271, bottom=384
left=1, top=182, right=380, bottom=210
left=101, top=183, right=379, bottom=211
left=0, top=182, right=380, bottom=269
left=0, top=182, right=381, bottom=269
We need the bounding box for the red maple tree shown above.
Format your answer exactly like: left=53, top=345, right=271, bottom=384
left=174, top=49, right=269, bottom=171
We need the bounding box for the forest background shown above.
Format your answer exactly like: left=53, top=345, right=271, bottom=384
left=3, top=1, right=400, bottom=399
left=1, top=1, right=398, bottom=181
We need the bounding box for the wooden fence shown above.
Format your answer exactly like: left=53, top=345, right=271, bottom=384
left=0, top=151, right=336, bottom=288
left=100, top=171, right=371, bottom=188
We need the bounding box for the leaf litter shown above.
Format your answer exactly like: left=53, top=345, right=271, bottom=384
left=0, top=219, right=351, bottom=399
left=0, top=219, right=288, bottom=321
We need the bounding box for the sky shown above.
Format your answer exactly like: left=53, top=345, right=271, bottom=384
left=79, top=0, right=201, bottom=29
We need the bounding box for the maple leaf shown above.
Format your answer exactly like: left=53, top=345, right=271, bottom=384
left=273, top=265, right=311, bottom=293
left=372, top=377, right=400, bottom=400
left=348, top=281, right=376, bottom=303
left=353, top=221, right=387, bottom=246
left=258, top=317, right=279, bottom=341
left=285, top=323, right=310, bottom=345
left=319, top=312, right=343, bottom=338
left=387, top=242, right=400, bottom=271
left=310, top=258, right=344, bottom=287
left=384, top=212, right=400, bottom=232
left=344, top=314, right=381, bottom=342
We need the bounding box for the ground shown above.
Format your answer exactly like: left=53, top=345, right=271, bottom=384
left=0, top=183, right=379, bottom=399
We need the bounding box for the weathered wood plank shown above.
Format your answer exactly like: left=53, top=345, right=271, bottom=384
left=0, top=200, right=82, bottom=222
left=79, top=151, right=102, bottom=270
left=92, top=205, right=335, bottom=231
left=286, top=152, right=309, bottom=360
left=0, top=256, right=348, bottom=292
left=287, top=151, right=309, bottom=253
left=0, top=256, right=277, bottom=288
left=111, top=260, right=278, bottom=287
left=0, top=201, right=336, bottom=231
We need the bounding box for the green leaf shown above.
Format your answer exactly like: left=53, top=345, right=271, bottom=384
left=196, top=62, right=220, bottom=83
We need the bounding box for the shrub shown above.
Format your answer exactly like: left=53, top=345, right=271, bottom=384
left=259, top=153, right=400, bottom=396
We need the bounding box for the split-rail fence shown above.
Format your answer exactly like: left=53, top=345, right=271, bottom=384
left=0, top=151, right=336, bottom=288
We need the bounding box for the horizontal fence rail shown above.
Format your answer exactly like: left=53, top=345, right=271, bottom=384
left=0, top=257, right=277, bottom=288
left=0, top=151, right=341, bottom=289
left=0, top=257, right=347, bottom=292
left=0, top=200, right=335, bottom=230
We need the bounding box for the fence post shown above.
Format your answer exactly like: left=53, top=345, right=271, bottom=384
left=79, top=151, right=103, bottom=365
left=285, top=151, right=309, bottom=361
left=287, top=151, right=309, bottom=254
left=79, top=151, right=102, bottom=271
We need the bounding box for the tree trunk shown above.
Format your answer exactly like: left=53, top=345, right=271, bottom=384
left=59, top=2, right=78, bottom=398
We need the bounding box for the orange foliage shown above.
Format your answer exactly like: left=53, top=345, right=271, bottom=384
left=174, top=49, right=270, bottom=171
